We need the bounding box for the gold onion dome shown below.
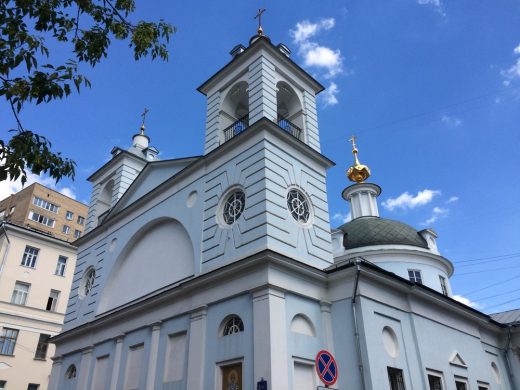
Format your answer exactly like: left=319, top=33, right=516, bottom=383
left=346, top=136, right=371, bottom=183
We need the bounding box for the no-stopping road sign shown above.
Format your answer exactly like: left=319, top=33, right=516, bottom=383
left=315, top=350, right=338, bottom=386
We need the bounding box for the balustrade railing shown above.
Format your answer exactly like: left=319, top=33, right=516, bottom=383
left=222, top=114, right=303, bottom=143
left=223, top=115, right=249, bottom=142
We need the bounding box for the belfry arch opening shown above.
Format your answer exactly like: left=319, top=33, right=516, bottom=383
left=276, top=81, right=303, bottom=140
left=96, top=179, right=114, bottom=224
left=221, top=81, right=249, bottom=142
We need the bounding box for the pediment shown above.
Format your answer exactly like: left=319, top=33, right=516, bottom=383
left=449, top=351, right=467, bottom=367
left=109, top=156, right=201, bottom=216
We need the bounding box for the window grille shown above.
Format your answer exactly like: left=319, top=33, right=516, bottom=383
left=387, top=367, right=406, bottom=390
left=222, top=191, right=246, bottom=225
left=428, top=375, right=443, bottom=390
left=222, top=316, right=244, bottom=336
left=287, top=189, right=310, bottom=224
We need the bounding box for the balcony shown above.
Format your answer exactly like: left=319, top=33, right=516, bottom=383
left=222, top=115, right=303, bottom=143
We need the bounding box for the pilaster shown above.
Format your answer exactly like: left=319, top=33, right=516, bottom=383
left=186, top=305, right=208, bottom=390
left=109, top=335, right=125, bottom=390
left=145, top=322, right=163, bottom=390
left=320, top=300, right=335, bottom=354
left=48, top=356, right=63, bottom=390
left=302, top=90, right=321, bottom=152
left=252, top=287, right=289, bottom=389
left=205, top=91, right=221, bottom=154
left=248, top=56, right=277, bottom=125
left=77, top=346, right=94, bottom=390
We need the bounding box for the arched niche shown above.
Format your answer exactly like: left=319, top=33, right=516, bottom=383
left=290, top=314, right=316, bottom=337
left=96, top=179, right=114, bottom=225
left=276, top=81, right=303, bottom=132
left=220, top=81, right=249, bottom=133
left=97, top=218, right=195, bottom=313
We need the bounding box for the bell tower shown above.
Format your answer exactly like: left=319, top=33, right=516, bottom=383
left=198, top=25, right=323, bottom=155
left=197, top=23, right=334, bottom=270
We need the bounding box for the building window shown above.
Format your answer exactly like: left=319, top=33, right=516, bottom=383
left=55, top=256, right=67, bottom=276
left=428, top=374, right=443, bottom=390
left=74, top=229, right=82, bottom=239
left=34, top=334, right=50, bottom=360
left=0, top=380, right=5, bottom=389
left=287, top=188, right=311, bottom=224
left=408, top=269, right=422, bottom=284
left=62, top=225, right=70, bottom=234
left=11, top=282, right=30, bottom=305
left=222, top=190, right=246, bottom=225
left=65, top=364, right=77, bottom=379
left=33, top=196, right=59, bottom=212
left=222, top=316, right=244, bottom=336
left=455, top=381, right=467, bottom=390
left=66, top=211, right=74, bottom=220
left=28, top=211, right=55, bottom=227
left=46, top=290, right=60, bottom=311
left=439, top=276, right=448, bottom=295
left=388, top=367, right=406, bottom=390
left=9, top=206, right=15, bottom=214
left=27, top=384, right=40, bottom=390
left=77, top=216, right=85, bottom=225
left=0, top=327, right=19, bottom=355
left=21, top=245, right=39, bottom=268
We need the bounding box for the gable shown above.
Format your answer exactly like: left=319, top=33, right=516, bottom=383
left=110, top=157, right=201, bottom=214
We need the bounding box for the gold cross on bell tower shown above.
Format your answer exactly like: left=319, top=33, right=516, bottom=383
left=140, top=108, right=149, bottom=135
left=254, top=8, right=266, bottom=36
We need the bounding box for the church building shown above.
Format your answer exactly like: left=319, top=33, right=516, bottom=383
left=49, top=24, right=519, bottom=390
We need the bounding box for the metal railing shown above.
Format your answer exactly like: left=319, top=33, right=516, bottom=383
left=223, top=115, right=249, bottom=142
left=222, top=114, right=303, bottom=143
left=277, top=116, right=302, bottom=140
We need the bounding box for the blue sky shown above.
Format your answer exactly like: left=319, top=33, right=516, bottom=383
left=1, top=0, right=520, bottom=313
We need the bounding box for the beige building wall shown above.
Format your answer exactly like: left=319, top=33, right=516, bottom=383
left=0, top=223, right=77, bottom=390
left=0, top=183, right=88, bottom=242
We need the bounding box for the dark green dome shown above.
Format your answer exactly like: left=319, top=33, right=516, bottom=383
left=339, top=217, right=428, bottom=250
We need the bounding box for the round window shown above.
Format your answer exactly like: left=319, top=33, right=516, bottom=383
left=222, top=190, right=246, bottom=225
left=287, top=188, right=311, bottom=224
left=80, top=268, right=96, bottom=298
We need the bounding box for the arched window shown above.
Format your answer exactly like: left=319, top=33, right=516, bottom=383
left=65, top=364, right=77, bottom=379
left=276, top=81, right=303, bottom=140
left=221, top=81, right=249, bottom=142
left=221, top=315, right=244, bottom=336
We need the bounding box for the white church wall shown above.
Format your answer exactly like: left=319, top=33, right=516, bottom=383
left=203, top=294, right=253, bottom=390
left=64, top=173, right=206, bottom=328
left=201, top=127, right=333, bottom=272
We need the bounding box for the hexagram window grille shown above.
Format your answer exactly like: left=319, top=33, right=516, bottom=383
left=287, top=189, right=310, bottom=224
left=222, top=191, right=246, bottom=225
left=83, top=268, right=96, bottom=297
left=222, top=316, right=244, bottom=336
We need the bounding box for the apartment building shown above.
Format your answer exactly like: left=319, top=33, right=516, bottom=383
left=0, top=183, right=88, bottom=242
left=0, top=222, right=78, bottom=389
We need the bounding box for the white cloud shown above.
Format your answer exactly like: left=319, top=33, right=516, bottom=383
left=501, top=58, right=520, bottom=84
left=0, top=173, right=76, bottom=201
left=446, top=196, right=459, bottom=203
left=290, top=18, right=335, bottom=44
left=501, top=44, right=520, bottom=85
left=382, top=189, right=440, bottom=211
left=321, top=82, right=339, bottom=106
left=421, top=206, right=448, bottom=225
left=290, top=18, right=344, bottom=86
left=417, top=0, right=445, bottom=16
left=453, top=294, right=481, bottom=309
left=332, top=211, right=351, bottom=224
left=441, top=115, right=462, bottom=127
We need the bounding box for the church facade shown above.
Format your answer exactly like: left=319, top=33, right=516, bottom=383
left=49, top=30, right=519, bottom=390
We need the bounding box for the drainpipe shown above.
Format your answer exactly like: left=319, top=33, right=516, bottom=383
left=0, top=223, right=11, bottom=280
left=352, top=259, right=367, bottom=390
left=504, top=325, right=518, bottom=390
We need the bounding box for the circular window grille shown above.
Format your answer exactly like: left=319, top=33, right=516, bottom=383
left=222, top=190, right=246, bottom=225
left=81, top=268, right=96, bottom=298
left=223, top=316, right=244, bottom=336
left=287, top=189, right=310, bottom=224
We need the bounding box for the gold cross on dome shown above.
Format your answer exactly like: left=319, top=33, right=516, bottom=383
left=254, top=8, right=266, bottom=35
